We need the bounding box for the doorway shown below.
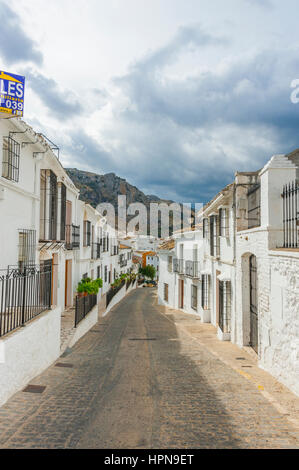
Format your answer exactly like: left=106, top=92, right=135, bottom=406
left=65, top=259, right=72, bottom=308
left=179, top=279, right=184, bottom=309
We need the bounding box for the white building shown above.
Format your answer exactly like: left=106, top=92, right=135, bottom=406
left=234, top=152, right=299, bottom=396
left=157, top=239, right=175, bottom=306
left=0, top=116, right=135, bottom=406
left=158, top=152, right=299, bottom=396
left=145, top=252, right=159, bottom=279
left=119, top=244, right=134, bottom=275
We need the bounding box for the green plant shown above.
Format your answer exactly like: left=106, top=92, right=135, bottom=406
left=94, top=278, right=103, bottom=289
left=142, top=265, right=156, bottom=281
left=77, top=277, right=103, bottom=295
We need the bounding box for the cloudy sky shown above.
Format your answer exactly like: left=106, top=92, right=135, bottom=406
left=1, top=0, right=299, bottom=202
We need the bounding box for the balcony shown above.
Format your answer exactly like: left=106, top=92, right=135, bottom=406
left=173, top=258, right=184, bottom=274
left=119, top=258, right=127, bottom=268
left=185, top=260, right=200, bottom=278
left=91, top=242, right=101, bottom=260
left=65, top=224, right=80, bottom=250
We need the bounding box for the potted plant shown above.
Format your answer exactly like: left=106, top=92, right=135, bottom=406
left=77, top=277, right=102, bottom=297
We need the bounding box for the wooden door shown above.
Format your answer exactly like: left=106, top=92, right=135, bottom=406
left=65, top=259, right=72, bottom=307
left=179, top=279, right=184, bottom=309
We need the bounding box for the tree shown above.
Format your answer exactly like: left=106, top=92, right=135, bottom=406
left=142, top=265, right=156, bottom=281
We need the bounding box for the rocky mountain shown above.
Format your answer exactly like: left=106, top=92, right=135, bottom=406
left=65, top=168, right=173, bottom=210
left=65, top=168, right=185, bottom=235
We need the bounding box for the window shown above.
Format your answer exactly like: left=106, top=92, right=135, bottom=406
left=248, top=184, right=261, bottom=229
left=203, top=218, right=209, bottom=239
left=97, top=265, right=101, bottom=279
left=104, top=266, right=107, bottom=282
left=83, top=220, right=91, bottom=247
left=83, top=273, right=88, bottom=279
left=209, top=215, right=220, bottom=257
left=18, top=229, right=36, bottom=269
left=219, top=208, right=229, bottom=237
left=219, top=281, right=232, bottom=334
left=164, top=283, right=169, bottom=302
left=191, top=285, right=198, bottom=311
left=201, top=274, right=210, bottom=309
left=49, top=171, right=58, bottom=241
left=60, top=183, right=66, bottom=241
left=2, top=136, right=20, bottom=182
left=108, top=271, right=111, bottom=283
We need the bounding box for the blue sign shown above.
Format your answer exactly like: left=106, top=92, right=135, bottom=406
left=0, top=71, right=25, bottom=117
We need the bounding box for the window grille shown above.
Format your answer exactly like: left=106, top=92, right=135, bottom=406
left=219, top=208, right=229, bottom=237
left=49, top=171, right=58, bottom=240
left=201, top=274, right=210, bottom=309
left=210, top=215, right=220, bottom=257
left=18, top=229, right=36, bottom=270
left=39, top=170, right=47, bottom=241
left=83, top=220, right=91, bottom=247
left=203, top=218, right=209, bottom=239
left=2, top=136, right=20, bottom=182
left=282, top=181, right=299, bottom=248
left=248, top=184, right=261, bottom=229
left=60, top=183, right=66, bottom=241
left=219, top=281, right=231, bottom=334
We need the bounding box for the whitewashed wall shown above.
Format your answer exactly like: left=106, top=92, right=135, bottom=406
left=157, top=252, right=175, bottom=308
left=0, top=119, right=43, bottom=268
left=235, top=155, right=299, bottom=396
left=0, top=306, right=61, bottom=407
left=262, top=252, right=299, bottom=396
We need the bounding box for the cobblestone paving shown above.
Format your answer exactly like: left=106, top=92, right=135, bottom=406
left=0, top=288, right=298, bottom=449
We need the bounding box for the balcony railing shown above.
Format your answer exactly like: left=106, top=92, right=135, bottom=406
left=65, top=224, right=80, bottom=250
left=75, top=294, right=97, bottom=327
left=173, top=259, right=200, bottom=277
left=282, top=180, right=299, bottom=248
left=185, top=260, right=200, bottom=278
left=173, top=258, right=184, bottom=274
left=120, top=258, right=127, bottom=268
left=91, top=242, right=101, bottom=260
left=0, top=265, right=52, bottom=338
left=106, top=280, right=126, bottom=307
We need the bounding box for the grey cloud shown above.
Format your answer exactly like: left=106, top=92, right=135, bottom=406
left=25, top=69, right=82, bottom=119
left=61, top=25, right=299, bottom=203
left=98, top=36, right=299, bottom=201
left=0, top=2, right=43, bottom=65
left=127, top=23, right=229, bottom=74
left=244, top=0, right=274, bottom=9
left=64, top=129, right=110, bottom=170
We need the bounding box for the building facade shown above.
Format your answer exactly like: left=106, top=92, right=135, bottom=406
left=158, top=152, right=299, bottom=396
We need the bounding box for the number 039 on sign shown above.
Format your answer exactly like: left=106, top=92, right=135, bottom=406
left=0, top=71, right=25, bottom=117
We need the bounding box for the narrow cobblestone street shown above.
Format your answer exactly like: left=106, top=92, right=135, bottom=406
left=0, top=288, right=298, bottom=449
